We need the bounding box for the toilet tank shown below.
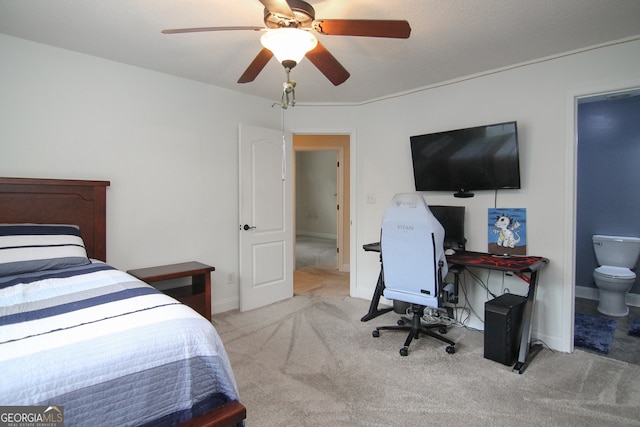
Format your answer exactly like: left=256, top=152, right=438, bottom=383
left=592, top=235, right=640, bottom=268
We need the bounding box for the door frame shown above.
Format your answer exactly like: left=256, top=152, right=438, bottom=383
left=292, top=129, right=356, bottom=295
left=565, top=78, right=640, bottom=352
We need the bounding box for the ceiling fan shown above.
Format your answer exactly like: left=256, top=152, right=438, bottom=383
left=162, top=0, right=411, bottom=86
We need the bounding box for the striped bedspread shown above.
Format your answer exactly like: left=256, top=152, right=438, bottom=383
left=0, top=261, right=240, bottom=426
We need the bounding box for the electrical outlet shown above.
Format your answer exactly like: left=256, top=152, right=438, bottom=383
left=366, top=193, right=376, bottom=204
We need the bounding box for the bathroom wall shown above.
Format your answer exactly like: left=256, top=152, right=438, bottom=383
left=575, top=91, right=640, bottom=294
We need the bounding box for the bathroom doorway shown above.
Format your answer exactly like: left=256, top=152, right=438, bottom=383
left=574, top=87, right=640, bottom=364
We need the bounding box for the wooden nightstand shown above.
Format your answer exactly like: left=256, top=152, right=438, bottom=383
left=127, top=261, right=215, bottom=320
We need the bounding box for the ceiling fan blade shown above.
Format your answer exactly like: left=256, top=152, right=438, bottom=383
left=312, top=19, right=411, bottom=38
left=238, top=48, right=274, bottom=83
left=162, top=26, right=263, bottom=34
left=305, top=42, right=350, bottom=86
left=258, top=0, right=294, bottom=19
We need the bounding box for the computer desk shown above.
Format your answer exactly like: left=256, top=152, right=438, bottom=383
left=362, top=242, right=549, bottom=374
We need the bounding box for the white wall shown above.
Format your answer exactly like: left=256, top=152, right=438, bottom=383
left=0, top=34, right=282, bottom=312
left=288, top=37, right=640, bottom=352
left=3, top=31, right=640, bottom=352
left=295, top=150, right=338, bottom=238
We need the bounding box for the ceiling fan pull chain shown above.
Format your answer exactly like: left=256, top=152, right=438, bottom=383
left=281, top=107, right=286, bottom=181
left=272, top=69, right=292, bottom=180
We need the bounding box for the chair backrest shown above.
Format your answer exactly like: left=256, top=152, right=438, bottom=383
left=381, top=193, right=447, bottom=307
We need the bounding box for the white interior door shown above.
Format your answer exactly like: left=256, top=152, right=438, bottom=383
left=239, top=123, right=293, bottom=311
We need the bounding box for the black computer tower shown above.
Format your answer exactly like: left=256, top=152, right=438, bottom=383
left=484, top=293, right=526, bottom=365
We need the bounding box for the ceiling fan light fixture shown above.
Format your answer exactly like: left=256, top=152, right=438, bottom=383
left=260, top=28, right=318, bottom=67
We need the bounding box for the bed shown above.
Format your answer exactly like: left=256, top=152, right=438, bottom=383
left=0, top=177, right=246, bottom=427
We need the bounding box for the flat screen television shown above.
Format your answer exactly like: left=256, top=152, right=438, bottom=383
left=410, top=121, right=521, bottom=197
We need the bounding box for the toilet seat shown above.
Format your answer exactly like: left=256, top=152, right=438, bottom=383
left=594, top=265, right=636, bottom=279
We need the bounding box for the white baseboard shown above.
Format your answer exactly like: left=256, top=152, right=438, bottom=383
left=575, top=285, right=599, bottom=301
left=575, top=285, right=640, bottom=307
left=352, top=286, right=378, bottom=302
left=212, top=296, right=239, bottom=314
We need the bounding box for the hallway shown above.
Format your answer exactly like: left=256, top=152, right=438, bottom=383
left=294, top=236, right=349, bottom=298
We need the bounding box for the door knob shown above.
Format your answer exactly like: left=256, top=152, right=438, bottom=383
left=243, top=224, right=256, bottom=231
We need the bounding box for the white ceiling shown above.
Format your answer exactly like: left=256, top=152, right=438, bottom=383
left=1, top=0, right=640, bottom=104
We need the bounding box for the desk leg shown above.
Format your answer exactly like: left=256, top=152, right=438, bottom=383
left=513, top=270, right=543, bottom=374
left=360, top=268, right=393, bottom=322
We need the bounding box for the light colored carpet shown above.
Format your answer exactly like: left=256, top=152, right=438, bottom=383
left=212, top=294, right=640, bottom=426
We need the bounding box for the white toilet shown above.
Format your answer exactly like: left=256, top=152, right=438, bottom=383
left=592, top=235, right=640, bottom=317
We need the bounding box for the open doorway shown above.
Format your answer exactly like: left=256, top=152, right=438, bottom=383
left=293, top=134, right=350, bottom=297
left=573, top=87, right=640, bottom=364
left=295, top=149, right=339, bottom=269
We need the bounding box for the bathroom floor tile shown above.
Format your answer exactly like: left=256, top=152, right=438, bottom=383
left=575, top=297, right=640, bottom=365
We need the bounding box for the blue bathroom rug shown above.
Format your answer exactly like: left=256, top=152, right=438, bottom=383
left=574, top=312, right=617, bottom=354
left=628, top=317, right=640, bottom=338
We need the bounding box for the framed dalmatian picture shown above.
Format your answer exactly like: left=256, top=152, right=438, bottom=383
left=488, top=208, right=527, bottom=256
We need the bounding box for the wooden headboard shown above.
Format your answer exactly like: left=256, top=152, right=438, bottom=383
left=0, top=177, right=110, bottom=261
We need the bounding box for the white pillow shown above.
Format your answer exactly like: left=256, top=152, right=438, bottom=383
left=0, top=224, right=90, bottom=277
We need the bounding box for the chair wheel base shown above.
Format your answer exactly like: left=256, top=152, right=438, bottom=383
left=371, top=306, right=457, bottom=356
